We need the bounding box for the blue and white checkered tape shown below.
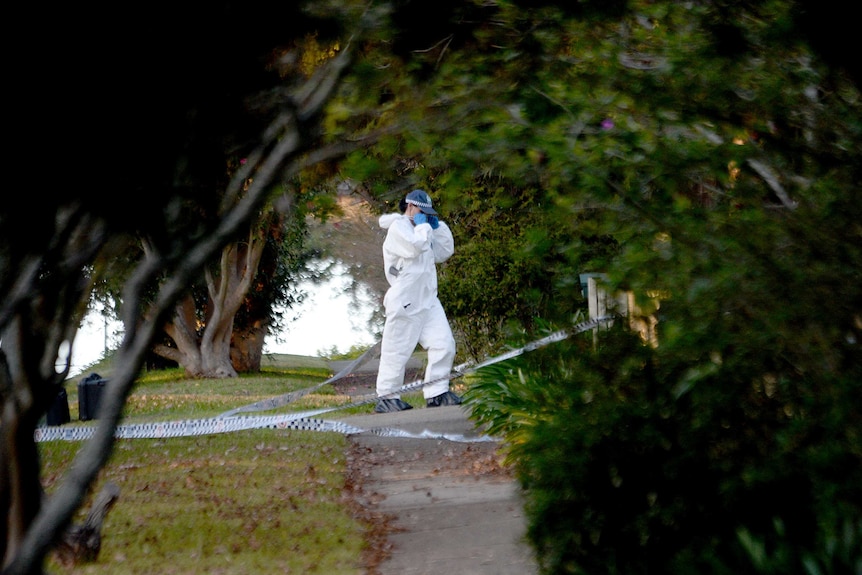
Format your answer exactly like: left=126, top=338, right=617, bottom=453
left=35, top=316, right=612, bottom=443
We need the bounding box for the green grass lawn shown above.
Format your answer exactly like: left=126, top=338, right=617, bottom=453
left=39, top=354, right=418, bottom=574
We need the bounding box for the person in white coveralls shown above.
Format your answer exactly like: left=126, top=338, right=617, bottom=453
left=374, top=189, right=462, bottom=413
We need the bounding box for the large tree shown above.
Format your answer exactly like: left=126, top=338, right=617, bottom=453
left=147, top=33, right=352, bottom=378
left=154, top=221, right=268, bottom=378
left=0, top=1, right=389, bottom=571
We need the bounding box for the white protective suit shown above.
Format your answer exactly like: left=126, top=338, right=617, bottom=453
left=376, top=212, right=456, bottom=399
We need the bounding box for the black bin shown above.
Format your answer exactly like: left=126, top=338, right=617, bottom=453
left=46, top=387, right=71, bottom=426
left=78, top=373, right=108, bottom=421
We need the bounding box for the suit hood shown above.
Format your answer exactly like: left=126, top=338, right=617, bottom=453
left=379, top=213, right=402, bottom=229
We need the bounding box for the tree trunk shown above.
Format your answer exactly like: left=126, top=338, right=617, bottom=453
left=157, top=295, right=205, bottom=378
left=1, top=323, right=62, bottom=571
left=231, top=320, right=267, bottom=372
left=153, top=227, right=267, bottom=378
left=0, top=408, right=43, bottom=571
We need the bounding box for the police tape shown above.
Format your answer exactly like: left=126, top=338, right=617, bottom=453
left=34, top=315, right=613, bottom=443
left=33, top=411, right=499, bottom=443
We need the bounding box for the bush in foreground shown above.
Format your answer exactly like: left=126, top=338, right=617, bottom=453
left=466, top=325, right=861, bottom=574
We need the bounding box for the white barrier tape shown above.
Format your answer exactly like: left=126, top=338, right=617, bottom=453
left=460, top=327, right=572, bottom=372
left=34, top=411, right=352, bottom=442
left=35, top=316, right=613, bottom=444
left=33, top=411, right=497, bottom=443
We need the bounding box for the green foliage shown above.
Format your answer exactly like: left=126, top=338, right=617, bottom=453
left=438, top=178, right=620, bottom=361
left=465, top=324, right=861, bottom=574
left=353, top=2, right=862, bottom=571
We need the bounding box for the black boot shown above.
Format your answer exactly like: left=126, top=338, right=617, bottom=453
left=426, top=391, right=462, bottom=408
left=374, top=398, right=414, bottom=413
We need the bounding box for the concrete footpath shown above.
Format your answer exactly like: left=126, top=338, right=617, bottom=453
left=334, top=405, right=538, bottom=575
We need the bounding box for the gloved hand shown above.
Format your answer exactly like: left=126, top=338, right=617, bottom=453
left=413, top=212, right=428, bottom=226
left=427, top=215, right=440, bottom=229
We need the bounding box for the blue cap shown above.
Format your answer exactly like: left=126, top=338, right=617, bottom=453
left=405, top=189, right=437, bottom=215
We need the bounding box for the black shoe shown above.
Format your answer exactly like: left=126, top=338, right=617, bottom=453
left=374, top=398, right=414, bottom=413
left=426, top=391, right=462, bottom=408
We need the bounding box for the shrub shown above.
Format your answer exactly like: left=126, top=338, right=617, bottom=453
left=465, top=324, right=862, bottom=574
